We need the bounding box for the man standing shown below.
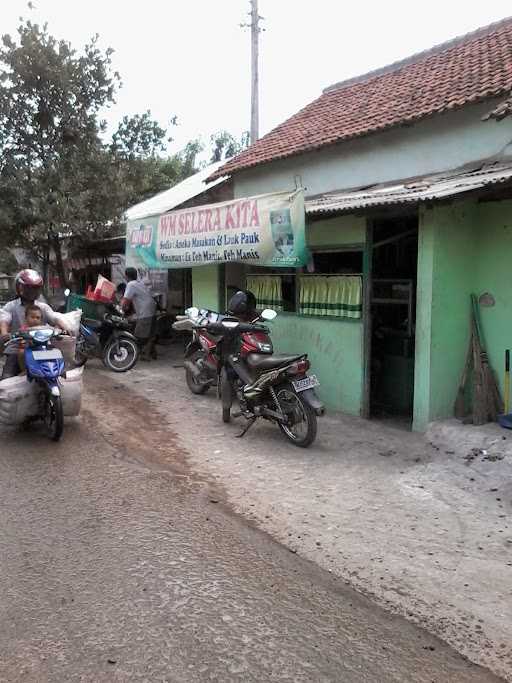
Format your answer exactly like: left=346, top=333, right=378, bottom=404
left=121, top=268, right=157, bottom=360
left=0, top=270, right=59, bottom=379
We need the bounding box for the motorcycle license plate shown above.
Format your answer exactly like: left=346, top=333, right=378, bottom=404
left=292, top=375, right=320, bottom=392
left=32, top=349, right=63, bottom=361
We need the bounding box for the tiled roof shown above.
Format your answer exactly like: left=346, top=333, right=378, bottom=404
left=210, top=17, right=512, bottom=179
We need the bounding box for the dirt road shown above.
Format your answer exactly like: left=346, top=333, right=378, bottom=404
left=0, top=371, right=501, bottom=682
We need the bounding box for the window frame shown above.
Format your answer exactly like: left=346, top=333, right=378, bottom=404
left=246, top=244, right=365, bottom=319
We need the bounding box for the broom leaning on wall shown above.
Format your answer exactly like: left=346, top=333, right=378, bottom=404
left=453, top=295, right=503, bottom=425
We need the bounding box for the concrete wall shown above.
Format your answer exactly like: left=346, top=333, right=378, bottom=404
left=308, top=215, right=366, bottom=246
left=189, top=214, right=367, bottom=415
left=234, top=100, right=512, bottom=199
left=269, top=315, right=363, bottom=415
left=192, top=265, right=219, bottom=311
left=270, top=214, right=366, bottom=415
left=414, top=201, right=477, bottom=430
left=474, top=200, right=512, bottom=404
left=231, top=100, right=512, bottom=424
left=413, top=197, right=512, bottom=431
left=189, top=198, right=512, bottom=426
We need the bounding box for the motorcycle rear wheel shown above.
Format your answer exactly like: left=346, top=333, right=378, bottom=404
left=276, top=384, right=317, bottom=448
left=103, top=338, right=139, bottom=372
left=185, top=351, right=210, bottom=394
left=44, top=394, right=64, bottom=442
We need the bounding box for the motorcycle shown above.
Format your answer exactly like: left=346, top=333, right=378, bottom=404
left=74, top=303, right=139, bottom=372
left=3, top=328, right=68, bottom=440
left=175, top=308, right=324, bottom=448
left=177, top=308, right=225, bottom=394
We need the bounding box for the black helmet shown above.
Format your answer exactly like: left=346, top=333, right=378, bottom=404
left=227, top=290, right=257, bottom=315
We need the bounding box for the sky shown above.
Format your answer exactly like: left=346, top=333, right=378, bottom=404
left=2, top=1, right=512, bottom=158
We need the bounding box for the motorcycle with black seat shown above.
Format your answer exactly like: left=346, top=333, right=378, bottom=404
left=199, top=309, right=324, bottom=448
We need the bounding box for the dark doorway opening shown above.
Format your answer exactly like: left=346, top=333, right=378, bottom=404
left=368, top=215, right=419, bottom=426
left=167, top=269, right=192, bottom=315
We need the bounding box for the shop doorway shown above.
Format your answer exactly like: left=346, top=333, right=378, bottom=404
left=167, top=269, right=192, bottom=315
left=365, top=215, right=419, bottom=426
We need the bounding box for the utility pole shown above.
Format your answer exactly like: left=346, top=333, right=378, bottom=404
left=241, top=1, right=264, bottom=143
left=250, top=0, right=260, bottom=144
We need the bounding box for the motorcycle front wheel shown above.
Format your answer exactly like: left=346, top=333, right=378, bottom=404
left=44, top=393, right=64, bottom=441
left=103, top=338, right=139, bottom=372
left=73, top=343, right=88, bottom=367
left=220, top=367, right=233, bottom=423
left=185, top=351, right=210, bottom=394
left=276, top=383, right=317, bottom=448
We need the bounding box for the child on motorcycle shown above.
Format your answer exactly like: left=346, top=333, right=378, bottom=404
left=17, top=304, right=45, bottom=374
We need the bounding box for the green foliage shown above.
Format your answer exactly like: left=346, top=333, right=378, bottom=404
left=111, top=111, right=171, bottom=159
left=0, top=16, right=248, bottom=283
left=210, top=130, right=250, bottom=163
left=0, top=18, right=179, bottom=273
left=0, top=248, right=17, bottom=275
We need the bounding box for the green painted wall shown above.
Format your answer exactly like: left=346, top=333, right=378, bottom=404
left=414, top=201, right=477, bottom=430
left=269, top=315, right=363, bottom=414
left=474, top=200, right=512, bottom=404
left=308, top=215, right=366, bottom=247
left=190, top=214, right=367, bottom=415
left=278, top=214, right=366, bottom=414
left=192, top=265, right=219, bottom=311
left=190, top=201, right=512, bottom=427
left=413, top=198, right=512, bottom=431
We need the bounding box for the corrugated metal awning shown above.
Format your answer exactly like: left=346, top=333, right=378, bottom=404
left=125, top=160, right=230, bottom=222
left=305, top=161, right=512, bottom=215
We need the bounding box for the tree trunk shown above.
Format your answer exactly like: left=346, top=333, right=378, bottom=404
left=42, top=239, right=50, bottom=297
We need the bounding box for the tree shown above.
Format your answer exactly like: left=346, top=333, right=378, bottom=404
left=0, top=19, right=173, bottom=285
left=209, top=130, right=250, bottom=163
left=111, top=126, right=204, bottom=210
left=0, top=17, right=251, bottom=288
left=0, top=248, right=17, bottom=275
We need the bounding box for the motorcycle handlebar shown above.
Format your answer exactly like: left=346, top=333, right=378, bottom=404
left=171, top=310, right=270, bottom=336
left=3, top=329, right=65, bottom=346
left=201, top=321, right=269, bottom=336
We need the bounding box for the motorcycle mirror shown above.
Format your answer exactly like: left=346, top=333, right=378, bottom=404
left=186, top=306, right=199, bottom=319
left=261, top=309, right=277, bottom=321
left=64, top=288, right=71, bottom=297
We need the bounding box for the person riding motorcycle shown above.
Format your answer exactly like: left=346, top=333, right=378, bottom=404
left=0, top=269, right=60, bottom=380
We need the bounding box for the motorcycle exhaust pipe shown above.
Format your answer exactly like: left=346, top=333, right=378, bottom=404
left=183, top=359, right=203, bottom=379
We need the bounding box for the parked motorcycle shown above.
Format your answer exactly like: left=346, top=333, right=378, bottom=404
left=175, top=309, right=324, bottom=447
left=176, top=308, right=225, bottom=394
left=74, top=303, right=139, bottom=372
left=4, top=328, right=68, bottom=440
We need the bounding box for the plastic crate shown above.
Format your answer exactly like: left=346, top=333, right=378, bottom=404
left=66, top=293, right=107, bottom=321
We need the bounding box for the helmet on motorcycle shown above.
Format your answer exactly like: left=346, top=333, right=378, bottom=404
left=227, top=290, right=257, bottom=316
left=15, top=269, right=44, bottom=301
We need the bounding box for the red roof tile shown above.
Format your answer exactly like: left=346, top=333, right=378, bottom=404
left=211, top=17, right=512, bottom=179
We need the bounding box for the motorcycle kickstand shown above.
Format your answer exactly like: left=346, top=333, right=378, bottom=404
left=236, top=416, right=257, bottom=438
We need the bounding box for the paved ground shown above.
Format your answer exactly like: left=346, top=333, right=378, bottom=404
left=99, top=345, right=512, bottom=681
left=0, top=370, right=502, bottom=682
